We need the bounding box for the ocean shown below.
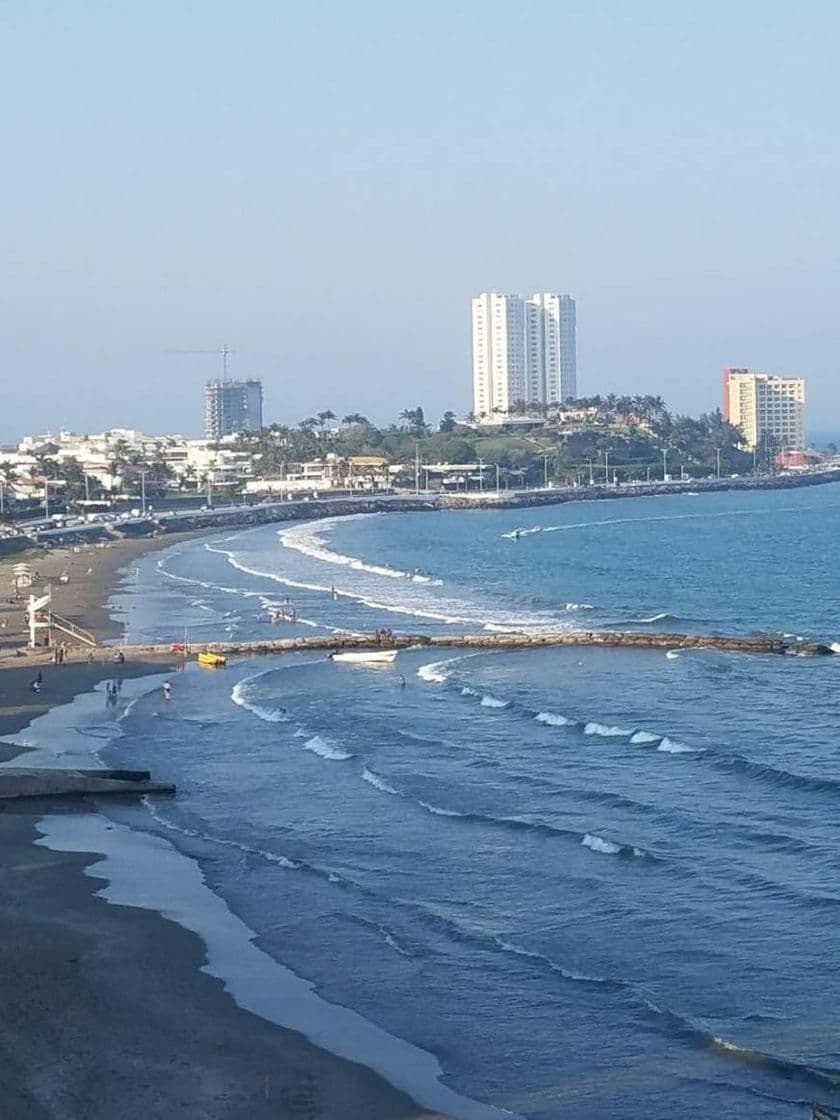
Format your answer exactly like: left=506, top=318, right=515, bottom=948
left=16, top=485, right=840, bottom=1118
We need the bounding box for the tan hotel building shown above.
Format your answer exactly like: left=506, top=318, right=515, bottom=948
left=723, top=368, right=806, bottom=450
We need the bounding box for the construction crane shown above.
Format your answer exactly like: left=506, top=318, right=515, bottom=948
left=165, top=344, right=235, bottom=379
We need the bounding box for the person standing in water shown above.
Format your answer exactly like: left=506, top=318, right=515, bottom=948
left=162, top=682, right=172, bottom=702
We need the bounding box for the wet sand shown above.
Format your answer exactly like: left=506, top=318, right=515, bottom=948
left=0, top=538, right=437, bottom=1119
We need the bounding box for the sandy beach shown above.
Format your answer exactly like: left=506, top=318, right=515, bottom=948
left=0, top=537, right=436, bottom=1119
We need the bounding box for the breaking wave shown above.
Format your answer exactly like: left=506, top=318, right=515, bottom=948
left=630, top=730, right=659, bottom=744
left=584, top=721, right=634, bottom=737
left=582, top=833, right=645, bottom=858
left=535, top=710, right=574, bottom=726
left=304, top=735, right=352, bottom=761
left=361, top=767, right=400, bottom=796
left=279, top=517, right=443, bottom=584
left=231, top=676, right=288, bottom=723
left=480, top=694, right=509, bottom=708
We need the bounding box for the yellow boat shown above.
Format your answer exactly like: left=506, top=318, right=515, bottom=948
left=197, top=652, right=227, bottom=668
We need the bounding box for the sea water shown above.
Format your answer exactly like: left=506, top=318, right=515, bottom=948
left=35, top=487, right=840, bottom=1116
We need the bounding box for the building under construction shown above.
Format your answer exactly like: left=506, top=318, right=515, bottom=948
left=204, top=379, right=263, bottom=440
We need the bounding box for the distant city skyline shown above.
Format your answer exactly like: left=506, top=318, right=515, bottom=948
left=4, top=4, right=840, bottom=440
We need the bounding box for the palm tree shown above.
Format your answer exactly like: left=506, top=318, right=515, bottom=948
left=317, top=410, right=336, bottom=438
left=342, top=413, right=370, bottom=426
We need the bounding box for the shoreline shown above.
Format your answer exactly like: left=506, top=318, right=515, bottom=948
left=3, top=468, right=839, bottom=559
left=0, top=537, right=443, bottom=1119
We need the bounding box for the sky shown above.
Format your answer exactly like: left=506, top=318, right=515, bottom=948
left=3, top=1, right=840, bottom=440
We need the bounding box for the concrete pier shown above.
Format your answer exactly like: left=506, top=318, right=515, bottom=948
left=0, top=768, right=175, bottom=802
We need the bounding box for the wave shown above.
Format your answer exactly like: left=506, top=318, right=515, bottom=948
left=279, top=518, right=442, bottom=585
left=630, top=729, right=660, bottom=744
left=231, top=678, right=288, bottom=723
left=534, top=710, right=574, bottom=727
left=831, top=642, right=840, bottom=654
left=564, top=602, right=596, bottom=611
left=493, top=936, right=614, bottom=986
left=582, top=833, right=645, bottom=858
left=142, top=797, right=299, bottom=869
left=418, top=800, right=465, bottom=818
left=346, top=914, right=412, bottom=958
left=480, top=694, right=509, bottom=708
left=304, top=735, right=352, bottom=761
left=357, top=767, right=654, bottom=855
left=417, top=658, right=460, bottom=683
left=584, top=721, right=634, bottom=737
left=657, top=737, right=698, bottom=754
left=361, top=767, right=400, bottom=796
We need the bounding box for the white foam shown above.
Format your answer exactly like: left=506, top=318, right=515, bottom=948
left=630, top=730, right=660, bottom=745
left=480, top=694, right=509, bottom=708
left=564, top=602, right=595, bottom=611
left=584, top=722, right=633, bottom=737
left=535, top=711, right=573, bottom=727
left=657, top=737, right=698, bottom=754
left=831, top=642, right=840, bottom=654
left=493, top=937, right=607, bottom=984
left=665, top=649, right=681, bottom=660
left=361, top=767, right=400, bottom=796
left=582, top=833, right=622, bottom=855
left=279, top=518, right=441, bottom=584
left=35, top=813, right=503, bottom=1120
left=418, top=801, right=464, bottom=818
left=303, top=735, right=352, bottom=761
left=461, top=686, right=480, bottom=697
left=231, top=678, right=287, bottom=723
left=417, top=660, right=453, bottom=684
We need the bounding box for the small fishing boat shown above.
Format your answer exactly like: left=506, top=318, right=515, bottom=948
left=197, top=652, right=227, bottom=668
left=330, top=649, right=398, bottom=665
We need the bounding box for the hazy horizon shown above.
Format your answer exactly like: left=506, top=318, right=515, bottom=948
left=4, top=2, right=839, bottom=442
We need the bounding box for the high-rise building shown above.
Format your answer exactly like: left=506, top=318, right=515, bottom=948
left=204, top=379, right=263, bottom=440
left=526, top=292, right=577, bottom=405
left=472, top=292, right=576, bottom=420
left=471, top=293, right=526, bottom=419
left=723, top=368, right=805, bottom=450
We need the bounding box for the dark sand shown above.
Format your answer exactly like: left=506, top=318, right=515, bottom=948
left=0, top=539, right=440, bottom=1119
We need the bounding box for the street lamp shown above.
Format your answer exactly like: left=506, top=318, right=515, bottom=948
left=495, top=463, right=500, bottom=492
left=604, top=448, right=613, bottom=484
left=715, top=447, right=722, bottom=479
left=661, top=447, right=668, bottom=481
left=478, top=458, right=485, bottom=491
left=543, top=454, right=550, bottom=489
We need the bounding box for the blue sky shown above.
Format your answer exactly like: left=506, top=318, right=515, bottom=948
left=3, top=1, right=839, bottom=438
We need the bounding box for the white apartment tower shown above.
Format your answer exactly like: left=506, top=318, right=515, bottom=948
left=471, top=293, right=527, bottom=419
left=472, top=291, right=576, bottom=420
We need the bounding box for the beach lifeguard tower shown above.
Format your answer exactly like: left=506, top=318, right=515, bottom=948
left=26, top=586, right=96, bottom=649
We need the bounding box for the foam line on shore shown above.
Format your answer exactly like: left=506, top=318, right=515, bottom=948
left=35, top=812, right=512, bottom=1120
left=0, top=674, right=169, bottom=770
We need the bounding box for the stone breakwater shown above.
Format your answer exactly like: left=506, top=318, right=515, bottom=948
left=106, top=630, right=836, bottom=660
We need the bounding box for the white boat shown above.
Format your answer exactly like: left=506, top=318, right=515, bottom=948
left=330, top=649, right=398, bottom=665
